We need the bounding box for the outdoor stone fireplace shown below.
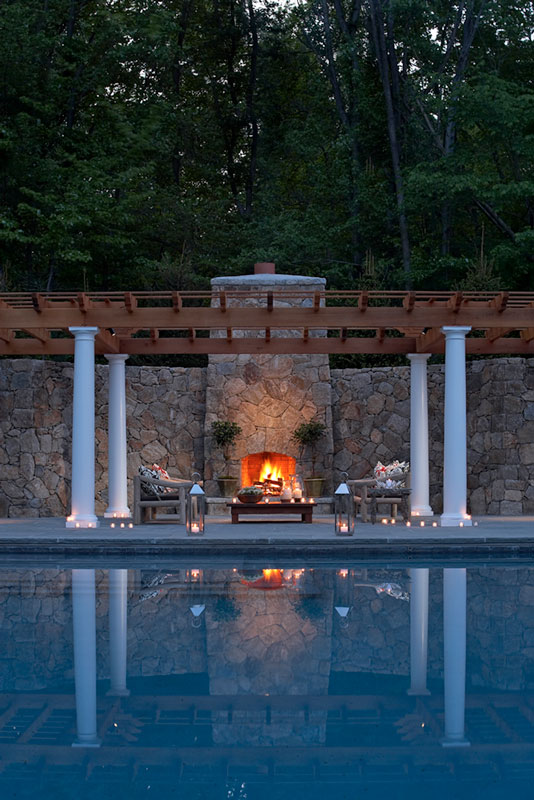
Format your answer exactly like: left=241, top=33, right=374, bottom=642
left=203, top=264, right=335, bottom=496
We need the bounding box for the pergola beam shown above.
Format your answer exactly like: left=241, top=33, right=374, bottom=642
left=2, top=334, right=533, bottom=357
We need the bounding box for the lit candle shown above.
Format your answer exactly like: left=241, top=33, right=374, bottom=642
left=339, top=524, right=349, bottom=533
left=75, top=523, right=80, bottom=528
left=381, top=518, right=388, bottom=525
left=459, top=522, right=464, bottom=528
left=474, top=521, right=478, bottom=527
left=420, top=521, right=425, bottom=527
left=191, top=523, right=200, bottom=533
left=294, top=488, right=302, bottom=499
left=120, top=522, right=125, bottom=528
left=110, top=523, right=115, bottom=528
left=432, top=521, right=437, bottom=527
left=390, top=519, right=396, bottom=525
left=232, top=497, right=237, bottom=503
left=128, top=523, right=133, bottom=529
left=406, top=521, right=411, bottom=527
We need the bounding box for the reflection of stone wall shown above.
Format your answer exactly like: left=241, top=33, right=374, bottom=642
left=205, top=571, right=332, bottom=745
left=2, top=568, right=534, bottom=695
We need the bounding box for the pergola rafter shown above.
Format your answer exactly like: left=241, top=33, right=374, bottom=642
left=0, top=290, right=533, bottom=356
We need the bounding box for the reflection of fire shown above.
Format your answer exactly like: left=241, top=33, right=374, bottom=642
left=241, top=569, right=284, bottom=590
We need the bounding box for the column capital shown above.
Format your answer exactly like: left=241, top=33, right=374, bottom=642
left=69, top=326, right=99, bottom=339
left=407, top=353, right=431, bottom=363
left=104, top=354, right=129, bottom=363
left=441, top=326, right=471, bottom=338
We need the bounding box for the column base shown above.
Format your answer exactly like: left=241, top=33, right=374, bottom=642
left=410, top=505, right=434, bottom=518
left=66, top=516, right=99, bottom=529
left=72, top=737, right=101, bottom=748
left=440, top=736, right=470, bottom=748
left=106, top=687, right=130, bottom=697
left=407, top=687, right=431, bottom=696
left=440, top=513, right=472, bottom=528
left=104, top=508, right=131, bottom=519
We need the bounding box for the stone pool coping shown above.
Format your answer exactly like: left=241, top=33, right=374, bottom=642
left=0, top=515, right=533, bottom=558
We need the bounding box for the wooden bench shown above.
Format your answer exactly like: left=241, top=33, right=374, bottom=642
left=348, top=473, right=411, bottom=523
left=228, top=501, right=315, bottom=523
left=133, top=475, right=193, bottom=525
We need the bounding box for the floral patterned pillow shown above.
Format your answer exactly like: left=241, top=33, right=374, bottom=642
left=139, top=465, right=167, bottom=496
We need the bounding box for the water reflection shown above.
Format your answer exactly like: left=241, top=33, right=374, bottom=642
left=0, top=564, right=533, bottom=797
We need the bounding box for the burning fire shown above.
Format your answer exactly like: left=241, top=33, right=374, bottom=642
left=241, top=569, right=284, bottom=590
left=258, top=457, right=284, bottom=483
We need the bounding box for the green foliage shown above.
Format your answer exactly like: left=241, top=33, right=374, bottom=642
left=1, top=0, right=533, bottom=341
left=292, top=420, right=327, bottom=476
left=211, top=421, right=242, bottom=450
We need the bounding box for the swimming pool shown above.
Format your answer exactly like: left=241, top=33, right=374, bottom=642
left=1, top=561, right=533, bottom=798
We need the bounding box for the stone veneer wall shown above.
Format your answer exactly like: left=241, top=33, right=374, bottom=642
left=0, top=360, right=205, bottom=517
left=332, top=357, right=534, bottom=515
left=1, top=356, right=533, bottom=517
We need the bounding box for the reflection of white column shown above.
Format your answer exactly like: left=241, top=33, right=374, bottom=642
left=407, top=568, right=430, bottom=696
left=442, top=568, right=470, bottom=747
left=407, top=354, right=433, bottom=517
left=72, top=569, right=101, bottom=747
left=441, top=327, right=472, bottom=527
left=107, top=569, right=130, bottom=696
left=67, top=327, right=99, bottom=528
left=104, top=354, right=130, bottom=518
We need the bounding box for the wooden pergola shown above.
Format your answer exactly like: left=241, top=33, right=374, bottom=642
left=1, top=289, right=534, bottom=356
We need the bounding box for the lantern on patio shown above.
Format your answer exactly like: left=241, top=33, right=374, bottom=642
left=186, top=473, right=206, bottom=536
left=334, top=473, right=354, bottom=536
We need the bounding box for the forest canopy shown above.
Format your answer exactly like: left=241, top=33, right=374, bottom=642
left=1, top=0, right=533, bottom=294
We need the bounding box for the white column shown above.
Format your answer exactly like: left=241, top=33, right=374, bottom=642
left=440, top=326, right=472, bottom=527
left=407, top=568, right=430, bottom=696
left=66, top=327, right=99, bottom=529
left=442, top=568, right=470, bottom=747
left=407, top=354, right=433, bottom=517
left=107, top=569, right=130, bottom=697
left=104, top=354, right=130, bottom=518
left=72, top=569, right=101, bottom=747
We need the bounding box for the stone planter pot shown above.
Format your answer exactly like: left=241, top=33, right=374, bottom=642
left=217, top=477, right=239, bottom=497
left=304, top=478, right=324, bottom=497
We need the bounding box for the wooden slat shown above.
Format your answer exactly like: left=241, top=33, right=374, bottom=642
left=265, top=327, right=271, bottom=343
left=340, top=328, right=347, bottom=342
left=172, top=291, right=182, bottom=312
left=226, top=327, right=232, bottom=343
left=21, top=327, right=48, bottom=342
left=303, top=328, right=309, bottom=342
left=32, top=293, right=48, bottom=312
left=521, top=328, right=534, bottom=342
left=447, top=291, right=463, bottom=312
left=0, top=328, right=14, bottom=342
left=376, top=328, right=385, bottom=343
left=486, top=327, right=516, bottom=342
left=124, top=292, right=137, bottom=313
left=95, top=329, right=120, bottom=354
left=77, top=292, right=91, bottom=312
left=403, top=292, right=415, bottom=312
left=313, top=291, right=321, bottom=311
left=490, top=292, right=509, bottom=312
left=358, top=291, right=368, bottom=312
left=416, top=327, right=444, bottom=353
left=219, top=292, right=227, bottom=312
left=267, top=291, right=273, bottom=312
left=150, top=328, right=159, bottom=341
left=188, top=328, right=195, bottom=342
left=2, top=305, right=534, bottom=332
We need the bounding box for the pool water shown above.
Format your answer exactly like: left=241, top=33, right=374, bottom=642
left=1, top=563, right=534, bottom=798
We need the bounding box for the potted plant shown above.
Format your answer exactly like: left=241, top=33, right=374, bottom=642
left=291, top=420, right=327, bottom=497
left=211, top=420, right=242, bottom=497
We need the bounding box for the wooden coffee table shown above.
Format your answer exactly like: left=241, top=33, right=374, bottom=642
left=228, top=501, right=315, bottom=523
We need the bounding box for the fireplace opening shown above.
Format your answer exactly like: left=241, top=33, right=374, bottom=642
left=241, top=452, right=296, bottom=495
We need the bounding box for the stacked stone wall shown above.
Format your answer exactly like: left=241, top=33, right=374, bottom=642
left=0, top=360, right=205, bottom=517
left=332, top=357, right=534, bottom=515
left=1, top=357, right=533, bottom=517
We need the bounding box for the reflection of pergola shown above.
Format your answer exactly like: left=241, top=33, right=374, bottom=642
left=1, top=289, right=534, bottom=527
left=0, top=691, right=533, bottom=787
